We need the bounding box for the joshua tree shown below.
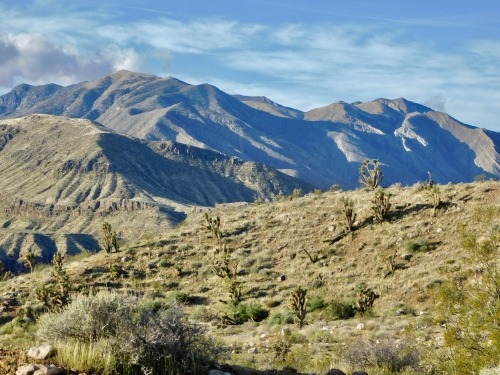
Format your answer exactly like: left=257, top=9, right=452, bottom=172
left=359, top=159, right=384, bottom=190
left=101, top=222, right=119, bottom=253
left=356, top=283, right=380, bottom=313
left=19, top=251, right=38, bottom=273
left=339, top=196, right=357, bottom=231
left=289, top=287, right=307, bottom=328
left=371, top=188, right=392, bottom=222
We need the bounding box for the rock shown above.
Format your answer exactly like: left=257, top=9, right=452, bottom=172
left=27, top=344, right=54, bottom=360
left=121, top=256, right=130, bottom=263
left=436, top=227, right=443, bottom=233
left=325, top=369, right=346, bottom=375
left=277, top=275, right=286, bottom=282
left=260, top=333, right=268, bottom=339
left=281, top=327, right=291, bottom=336
left=401, top=253, right=412, bottom=261
left=356, top=323, right=365, bottom=330
left=208, top=370, right=232, bottom=375
left=16, top=364, right=64, bottom=375
left=327, top=225, right=335, bottom=232
left=248, top=347, right=258, bottom=354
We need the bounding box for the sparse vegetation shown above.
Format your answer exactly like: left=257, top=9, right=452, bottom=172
left=36, top=291, right=221, bottom=374
left=1, top=180, right=499, bottom=374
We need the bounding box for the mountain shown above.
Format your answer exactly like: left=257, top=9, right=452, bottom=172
left=0, top=115, right=312, bottom=268
left=1, top=70, right=499, bottom=188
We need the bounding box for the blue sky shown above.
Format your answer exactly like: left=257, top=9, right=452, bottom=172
left=1, top=0, right=499, bottom=131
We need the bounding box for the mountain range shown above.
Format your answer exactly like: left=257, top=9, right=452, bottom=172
left=1, top=70, right=499, bottom=190
left=0, top=114, right=311, bottom=268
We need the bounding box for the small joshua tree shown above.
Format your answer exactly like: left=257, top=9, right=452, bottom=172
left=339, top=196, right=357, bottom=231
left=101, top=222, right=119, bottom=253
left=204, top=212, right=223, bottom=250
left=359, top=159, right=384, bottom=190
left=428, top=185, right=442, bottom=216
left=371, top=188, right=392, bottom=222
left=19, top=251, right=38, bottom=273
left=205, top=213, right=242, bottom=304
left=289, top=287, right=307, bottom=328
left=356, top=283, right=380, bottom=314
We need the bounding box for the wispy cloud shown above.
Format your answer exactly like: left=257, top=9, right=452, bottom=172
left=0, top=3, right=499, bottom=130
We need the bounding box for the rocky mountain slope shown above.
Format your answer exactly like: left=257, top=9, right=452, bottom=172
left=1, top=70, right=499, bottom=188
left=1, top=180, right=499, bottom=374
left=0, top=115, right=311, bottom=268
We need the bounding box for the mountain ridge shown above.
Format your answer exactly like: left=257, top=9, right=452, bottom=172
left=1, top=70, right=499, bottom=188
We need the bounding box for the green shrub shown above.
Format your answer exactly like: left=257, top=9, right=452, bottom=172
left=170, top=291, right=190, bottom=304
left=326, top=300, right=356, bottom=320
left=230, top=302, right=268, bottom=324
left=36, top=291, right=221, bottom=374
left=269, top=311, right=296, bottom=326
left=307, top=296, right=326, bottom=312
left=404, top=238, right=431, bottom=253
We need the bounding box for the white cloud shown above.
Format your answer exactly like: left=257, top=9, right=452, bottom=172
left=0, top=4, right=499, bottom=131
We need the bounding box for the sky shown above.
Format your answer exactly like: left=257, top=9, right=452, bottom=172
left=0, top=0, right=499, bottom=131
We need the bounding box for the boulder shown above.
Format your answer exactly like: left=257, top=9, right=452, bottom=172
left=27, top=344, right=54, bottom=360
left=16, top=364, right=64, bottom=375
left=247, top=347, right=258, bottom=354
left=208, top=370, right=232, bottom=375
left=325, top=369, right=346, bottom=375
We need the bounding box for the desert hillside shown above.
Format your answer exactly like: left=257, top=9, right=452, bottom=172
left=0, top=179, right=498, bottom=374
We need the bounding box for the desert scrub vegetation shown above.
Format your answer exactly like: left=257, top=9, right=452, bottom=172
left=36, top=291, right=222, bottom=374
left=432, top=206, right=500, bottom=374
left=343, top=338, right=421, bottom=373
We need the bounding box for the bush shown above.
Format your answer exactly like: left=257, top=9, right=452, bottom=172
left=326, top=300, right=356, bottom=320
left=307, top=296, right=326, bottom=312
left=404, top=238, right=431, bottom=253
left=269, top=311, right=296, bottom=326
left=343, top=339, right=420, bottom=372
left=230, top=302, right=268, bottom=324
left=36, top=291, right=221, bottom=374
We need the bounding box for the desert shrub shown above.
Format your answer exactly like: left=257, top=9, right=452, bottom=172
left=229, top=302, right=268, bottom=324
left=268, top=334, right=292, bottom=362
left=269, top=311, right=296, bottom=326
left=433, top=206, right=500, bottom=374
left=170, top=291, right=190, bottom=304
left=404, top=238, right=431, bottom=253
left=307, top=296, right=326, bottom=312
left=326, top=300, right=356, bottom=320
left=289, top=188, right=303, bottom=200
left=343, top=339, right=420, bottom=372
left=36, top=291, right=221, bottom=374
left=265, top=300, right=281, bottom=308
